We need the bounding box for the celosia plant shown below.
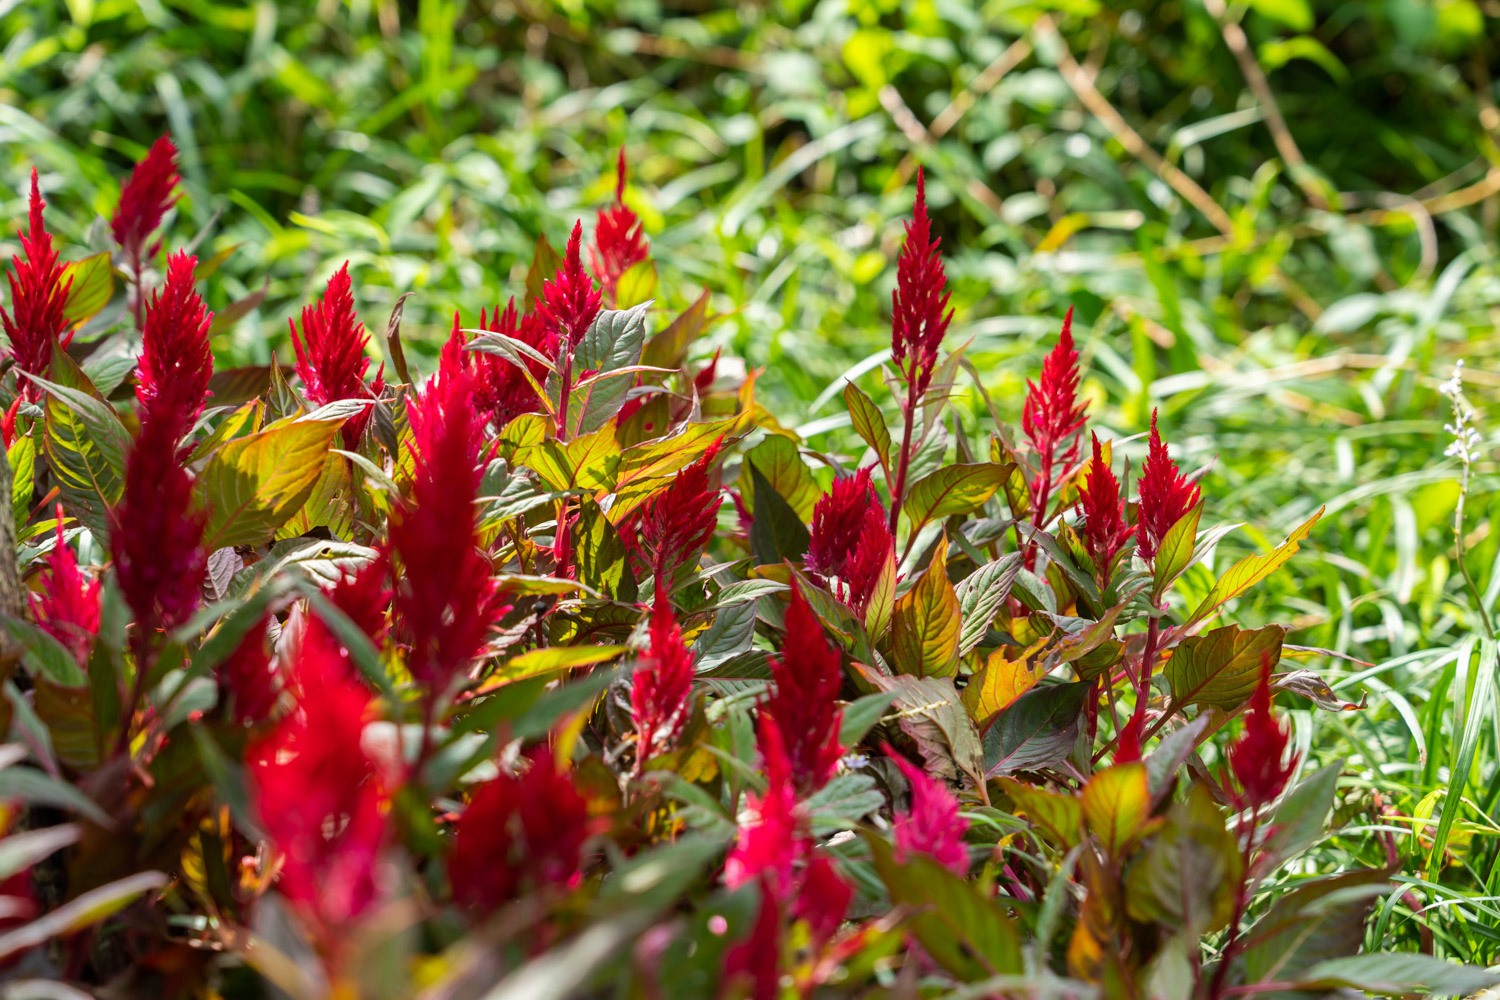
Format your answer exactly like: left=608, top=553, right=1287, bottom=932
left=0, top=145, right=1474, bottom=1000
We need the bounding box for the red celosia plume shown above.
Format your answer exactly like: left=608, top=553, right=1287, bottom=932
left=290, top=263, right=384, bottom=449
left=111, top=135, right=179, bottom=271
left=793, top=855, right=852, bottom=948
left=249, top=666, right=385, bottom=945
left=622, top=439, right=724, bottom=578
left=135, top=250, right=213, bottom=440
left=2, top=170, right=73, bottom=397
left=220, top=618, right=279, bottom=725
left=842, top=505, right=894, bottom=618
left=722, top=875, right=783, bottom=1000
left=890, top=168, right=952, bottom=401
left=725, top=715, right=807, bottom=894
left=632, top=584, right=695, bottom=769
left=888, top=750, right=970, bottom=875
left=30, top=506, right=100, bottom=668
left=111, top=412, right=207, bottom=637
left=1228, top=656, right=1298, bottom=810
left=449, top=746, right=590, bottom=912
left=805, top=467, right=878, bottom=579
left=294, top=551, right=390, bottom=695
left=589, top=147, right=650, bottom=305
left=761, top=587, right=843, bottom=797
left=1022, top=307, right=1087, bottom=503
left=1077, top=433, right=1134, bottom=576
left=392, top=369, right=506, bottom=693
left=1135, top=409, right=1202, bottom=561
left=538, top=221, right=603, bottom=348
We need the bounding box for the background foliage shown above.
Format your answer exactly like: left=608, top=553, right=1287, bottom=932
left=6, top=0, right=1500, bottom=972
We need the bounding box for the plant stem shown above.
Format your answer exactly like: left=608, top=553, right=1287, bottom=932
left=554, top=349, right=575, bottom=578
left=1129, top=605, right=1162, bottom=734
left=888, top=378, right=918, bottom=538
left=1209, top=802, right=1262, bottom=1000
left=130, top=253, right=145, bottom=334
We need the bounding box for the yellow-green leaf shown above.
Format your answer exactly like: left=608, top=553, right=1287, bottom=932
left=903, top=463, right=1005, bottom=530
left=524, top=423, right=621, bottom=492
left=1164, top=623, right=1285, bottom=710
left=741, top=433, right=818, bottom=522
left=615, top=259, right=657, bottom=309
left=198, top=415, right=344, bottom=550
left=962, top=640, right=1048, bottom=728
left=891, top=539, right=961, bottom=677
left=996, top=776, right=1082, bottom=848
left=484, top=644, right=628, bottom=688
left=1186, top=507, right=1323, bottom=627
left=844, top=381, right=891, bottom=476
left=61, top=252, right=113, bottom=327
left=1152, top=501, right=1202, bottom=600
left=1081, top=761, right=1152, bottom=857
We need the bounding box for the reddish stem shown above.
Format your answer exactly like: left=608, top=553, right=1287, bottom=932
left=888, top=377, right=919, bottom=538
left=554, top=349, right=575, bottom=578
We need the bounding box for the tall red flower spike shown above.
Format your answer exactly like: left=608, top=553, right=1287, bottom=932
left=890, top=168, right=952, bottom=401
left=761, top=587, right=843, bottom=797
left=589, top=147, right=650, bottom=305
left=296, top=551, right=390, bottom=695
left=1022, top=307, right=1087, bottom=503
left=632, top=583, right=695, bottom=769
left=1228, top=656, right=1299, bottom=810
left=220, top=618, right=279, bottom=725
left=845, top=507, right=894, bottom=617
left=887, top=750, right=970, bottom=876
left=793, top=856, right=852, bottom=949
left=538, top=220, right=603, bottom=348
left=725, top=716, right=807, bottom=895
left=1076, top=433, right=1134, bottom=576
left=441, top=303, right=557, bottom=431
left=289, top=263, right=384, bottom=449
left=392, top=369, right=506, bottom=694
left=111, top=135, right=179, bottom=271
left=136, top=250, right=213, bottom=441
left=1135, top=409, right=1202, bottom=561
left=30, top=506, right=100, bottom=668
left=805, top=467, right=879, bottom=580
left=111, top=412, right=207, bottom=637
left=449, top=746, right=590, bottom=912
left=2, top=170, right=72, bottom=398
left=249, top=664, right=385, bottom=947
left=622, top=439, right=724, bottom=579
left=721, top=875, right=783, bottom=1000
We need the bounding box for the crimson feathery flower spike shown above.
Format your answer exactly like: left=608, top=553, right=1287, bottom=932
left=805, top=467, right=879, bottom=580
left=1022, top=307, right=1088, bottom=502
left=1, top=170, right=73, bottom=398
left=447, top=302, right=557, bottom=431
left=449, top=747, right=590, bottom=913
left=297, top=551, right=391, bottom=695
left=220, top=617, right=279, bottom=725
left=290, top=263, right=384, bottom=449
left=136, top=250, right=213, bottom=442
left=111, top=135, right=179, bottom=271
left=539, top=221, right=603, bottom=348
left=724, top=714, right=807, bottom=895
left=841, top=504, right=894, bottom=618
left=1135, top=409, right=1202, bottom=561
left=1076, top=433, right=1134, bottom=577
left=1228, top=656, right=1299, bottom=810
left=589, top=147, right=650, bottom=306
left=622, top=438, right=724, bottom=579
left=632, top=583, right=695, bottom=769
left=248, top=659, right=385, bottom=946
left=761, top=587, right=844, bottom=797
left=721, top=874, right=784, bottom=1000
left=890, top=168, right=952, bottom=400
left=111, top=411, right=207, bottom=638
left=30, top=505, right=100, bottom=668
left=887, top=749, right=970, bottom=875
left=392, top=368, right=508, bottom=695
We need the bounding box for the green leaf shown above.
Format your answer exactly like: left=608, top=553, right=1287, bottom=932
left=1163, top=623, right=1285, bottom=710
left=490, top=644, right=628, bottom=686
left=891, top=539, right=961, bottom=677
left=1151, top=502, right=1201, bottom=601
left=567, top=301, right=650, bottom=435
left=9, top=435, right=34, bottom=531
left=524, top=423, right=621, bottom=492
left=35, top=371, right=128, bottom=537
left=854, top=666, right=985, bottom=789
left=838, top=691, right=896, bottom=748
left=1241, top=866, right=1393, bottom=984
left=641, top=288, right=710, bottom=372
left=1123, top=783, right=1239, bottom=934
left=803, top=772, right=884, bottom=831
left=741, top=434, right=818, bottom=522
left=983, top=681, right=1088, bottom=777
left=0, top=765, right=111, bottom=827
left=862, top=830, right=1023, bottom=981
left=843, top=381, right=891, bottom=477
left=995, top=777, right=1082, bottom=848
left=197, top=413, right=344, bottom=550
left=0, top=615, right=87, bottom=687
left=614, top=259, right=657, bottom=310
left=0, top=824, right=81, bottom=882
left=746, top=460, right=809, bottom=565
left=1293, top=954, right=1499, bottom=996
left=0, top=871, right=168, bottom=962
left=1185, top=507, right=1322, bottom=628
left=60, top=251, right=114, bottom=327
left=955, top=554, right=1022, bottom=656
left=1081, top=761, right=1151, bottom=857
left=902, top=463, right=1005, bottom=532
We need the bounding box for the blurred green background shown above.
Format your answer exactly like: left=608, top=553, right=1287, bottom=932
left=7, top=0, right=1500, bottom=962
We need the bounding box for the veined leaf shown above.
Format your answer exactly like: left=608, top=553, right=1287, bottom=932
left=746, top=460, right=809, bottom=566
left=35, top=371, right=128, bottom=537
left=1185, top=507, right=1323, bottom=627
left=903, top=463, right=1005, bottom=531
left=60, top=251, right=113, bottom=327
left=1081, top=761, right=1152, bottom=857
left=995, top=777, right=1082, bottom=848
left=844, top=380, right=891, bottom=476
left=891, top=539, right=961, bottom=677
left=524, top=423, right=621, bottom=492
left=1123, top=783, right=1239, bottom=934
left=198, top=414, right=344, bottom=550
left=1163, top=623, right=1285, bottom=710
left=955, top=554, right=1021, bottom=656
left=741, top=433, right=818, bottom=522
left=566, top=301, right=650, bottom=435
left=641, top=287, right=710, bottom=371
left=0, top=871, right=167, bottom=962
left=484, top=645, right=629, bottom=689
left=962, top=640, right=1049, bottom=729
left=1151, top=502, right=1201, bottom=600
left=983, top=681, right=1088, bottom=776
left=615, top=259, right=657, bottom=309
left=9, top=436, right=33, bottom=531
